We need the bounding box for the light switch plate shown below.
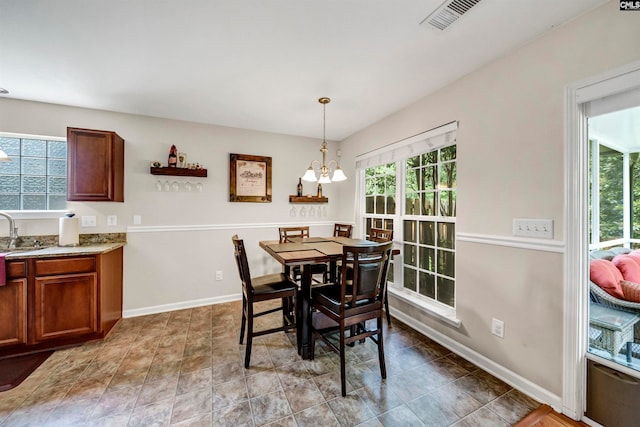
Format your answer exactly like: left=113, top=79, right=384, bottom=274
left=513, top=218, right=553, bottom=239
left=107, top=215, right=117, bottom=226
left=133, top=215, right=142, bottom=225
left=81, top=215, right=97, bottom=227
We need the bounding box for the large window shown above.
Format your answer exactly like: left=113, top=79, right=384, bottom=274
left=358, top=122, right=458, bottom=311
left=0, top=135, right=67, bottom=211
left=403, top=145, right=456, bottom=307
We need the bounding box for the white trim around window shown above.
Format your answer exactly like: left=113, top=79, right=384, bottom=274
left=356, top=121, right=460, bottom=326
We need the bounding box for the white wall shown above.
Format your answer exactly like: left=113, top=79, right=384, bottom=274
left=336, top=1, right=640, bottom=399
left=0, top=99, right=341, bottom=312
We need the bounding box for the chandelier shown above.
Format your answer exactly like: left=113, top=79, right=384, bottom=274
left=301, top=97, right=347, bottom=184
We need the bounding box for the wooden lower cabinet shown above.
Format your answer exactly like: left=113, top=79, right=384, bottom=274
left=34, top=273, right=98, bottom=341
left=0, top=247, right=123, bottom=357
left=0, top=278, right=27, bottom=347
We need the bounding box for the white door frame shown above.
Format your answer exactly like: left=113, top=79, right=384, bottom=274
left=564, top=60, right=640, bottom=419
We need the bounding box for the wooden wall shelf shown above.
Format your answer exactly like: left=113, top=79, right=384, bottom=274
left=289, top=195, right=328, bottom=203
left=150, top=167, right=207, bottom=178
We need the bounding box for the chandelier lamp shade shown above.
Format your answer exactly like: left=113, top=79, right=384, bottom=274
left=302, top=97, right=347, bottom=184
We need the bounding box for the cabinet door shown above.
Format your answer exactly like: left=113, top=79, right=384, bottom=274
left=0, top=279, right=27, bottom=347
left=67, top=127, right=124, bottom=202
left=34, top=273, right=98, bottom=342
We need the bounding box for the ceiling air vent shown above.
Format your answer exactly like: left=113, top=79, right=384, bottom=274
left=420, top=0, right=482, bottom=31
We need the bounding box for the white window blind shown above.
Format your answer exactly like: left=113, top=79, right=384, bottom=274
left=586, top=85, right=640, bottom=118
left=355, top=121, right=458, bottom=169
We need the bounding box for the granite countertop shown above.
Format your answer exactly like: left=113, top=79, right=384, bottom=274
left=4, top=242, right=125, bottom=259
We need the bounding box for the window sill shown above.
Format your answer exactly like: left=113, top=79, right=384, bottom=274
left=1, top=210, right=68, bottom=220
left=388, top=286, right=462, bottom=328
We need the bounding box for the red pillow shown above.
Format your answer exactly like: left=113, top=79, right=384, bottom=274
left=590, top=259, right=624, bottom=299
left=627, top=250, right=640, bottom=266
left=612, top=255, right=640, bottom=283
left=620, top=280, right=640, bottom=303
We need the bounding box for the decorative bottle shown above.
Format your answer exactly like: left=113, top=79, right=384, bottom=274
left=168, top=145, right=178, bottom=167
left=297, top=178, right=303, bottom=197
left=317, top=183, right=322, bottom=197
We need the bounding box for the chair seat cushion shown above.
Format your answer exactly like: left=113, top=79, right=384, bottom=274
left=311, top=283, right=380, bottom=317
left=311, top=283, right=341, bottom=311
left=252, top=273, right=297, bottom=295
left=310, top=263, right=328, bottom=273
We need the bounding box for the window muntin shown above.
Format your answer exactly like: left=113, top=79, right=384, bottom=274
left=365, top=163, right=396, bottom=216
left=403, top=218, right=455, bottom=307
left=405, top=146, right=456, bottom=217
left=597, top=144, right=624, bottom=242
left=0, top=136, right=67, bottom=211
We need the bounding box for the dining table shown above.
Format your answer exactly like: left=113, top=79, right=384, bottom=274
left=259, top=236, right=379, bottom=359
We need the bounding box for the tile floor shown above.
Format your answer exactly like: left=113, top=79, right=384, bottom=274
left=0, top=301, right=539, bottom=426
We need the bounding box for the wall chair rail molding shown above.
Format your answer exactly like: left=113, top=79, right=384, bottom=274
left=456, top=232, right=565, bottom=253
left=126, top=221, right=335, bottom=234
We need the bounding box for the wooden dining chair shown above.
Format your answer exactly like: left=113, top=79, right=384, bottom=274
left=333, top=223, right=353, bottom=238
left=232, top=235, right=298, bottom=368
left=278, top=226, right=328, bottom=283
left=370, top=227, right=393, bottom=243
left=369, top=228, right=394, bottom=324
left=278, top=226, right=310, bottom=243
left=309, top=241, right=394, bottom=396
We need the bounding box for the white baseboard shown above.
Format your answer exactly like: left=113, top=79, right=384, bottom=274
left=390, top=308, right=563, bottom=412
left=123, top=293, right=242, bottom=318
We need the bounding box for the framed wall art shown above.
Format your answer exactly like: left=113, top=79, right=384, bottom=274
left=229, top=153, right=272, bottom=202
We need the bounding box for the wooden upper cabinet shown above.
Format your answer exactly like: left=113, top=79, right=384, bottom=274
left=67, top=127, right=124, bottom=202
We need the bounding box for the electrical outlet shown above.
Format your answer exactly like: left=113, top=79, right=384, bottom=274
left=215, top=271, right=223, bottom=281
left=81, top=215, right=97, bottom=227
left=133, top=215, right=142, bottom=225
left=491, top=318, right=505, bottom=338
left=513, top=218, right=553, bottom=239
left=107, top=215, right=117, bottom=226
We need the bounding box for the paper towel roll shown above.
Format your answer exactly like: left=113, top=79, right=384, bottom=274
left=59, top=217, right=79, bottom=246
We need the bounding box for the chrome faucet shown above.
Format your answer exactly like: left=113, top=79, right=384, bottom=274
left=0, top=211, right=18, bottom=249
